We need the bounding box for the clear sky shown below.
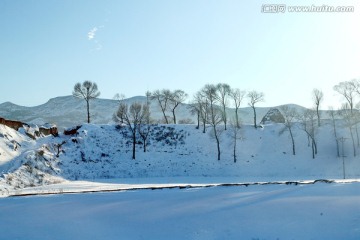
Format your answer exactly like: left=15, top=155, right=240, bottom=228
left=1, top=0, right=359, bottom=109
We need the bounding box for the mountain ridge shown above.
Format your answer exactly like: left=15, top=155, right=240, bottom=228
left=0, top=95, right=310, bottom=129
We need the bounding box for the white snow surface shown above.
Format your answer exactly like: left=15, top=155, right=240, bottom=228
left=1, top=122, right=360, bottom=239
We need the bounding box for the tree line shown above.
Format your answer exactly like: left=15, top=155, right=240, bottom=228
left=71, top=79, right=360, bottom=161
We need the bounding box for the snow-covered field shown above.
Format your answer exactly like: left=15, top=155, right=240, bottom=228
left=1, top=181, right=360, bottom=240
left=1, top=119, right=360, bottom=239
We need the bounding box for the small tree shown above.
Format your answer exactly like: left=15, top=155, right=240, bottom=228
left=228, top=119, right=243, bottom=163
left=279, top=106, right=297, bottom=155
left=114, top=102, right=147, bottom=159
left=312, top=89, right=323, bottom=127
left=247, top=91, right=264, bottom=128
left=72, top=81, right=100, bottom=123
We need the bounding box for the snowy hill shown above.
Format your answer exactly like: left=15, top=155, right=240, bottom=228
left=0, top=95, right=310, bottom=129
left=1, top=120, right=359, bottom=196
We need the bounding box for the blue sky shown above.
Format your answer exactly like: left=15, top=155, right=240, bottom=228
left=1, top=0, right=359, bottom=108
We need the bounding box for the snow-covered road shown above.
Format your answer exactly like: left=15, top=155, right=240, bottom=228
left=1, top=182, right=359, bottom=240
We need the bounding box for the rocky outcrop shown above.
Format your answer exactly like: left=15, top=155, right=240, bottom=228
left=0, top=117, right=25, bottom=131
left=39, top=124, right=58, bottom=137
left=64, top=125, right=82, bottom=135
left=0, top=117, right=58, bottom=137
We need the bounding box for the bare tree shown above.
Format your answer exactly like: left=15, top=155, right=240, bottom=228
left=328, top=106, right=340, bottom=157
left=169, top=90, right=188, bottom=124
left=298, top=109, right=318, bottom=159
left=339, top=104, right=357, bottom=157
left=138, top=104, right=151, bottom=153
left=150, top=89, right=171, bottom=124
left=72, top=81, right=100, bottom=123
left=334, top=80, right=359, bottom=146
left=230, top=88, right=246, bottom=128
left=312, top=89, right=323, bottom=127
left=247, top=91, right=264, bottom=128
left=228, top=119, right=243, bottom=163
left=188, top=101, right=201, bottom=129
left=216, top=83, right=231, bottom=130
left=334, top=80, right=357, bottom=113
left=202, top=84, right=222, bottom=160
left=193, top=91, right=209, bottom=133
left=279, top=106, right=297, bottom=155
left=114, top=102, right=147, bottom=159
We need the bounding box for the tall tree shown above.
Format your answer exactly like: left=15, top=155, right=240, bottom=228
left=202, top=84, right=222, bottom=160
left=339, top=104, right=357, bottom=157
left=312, top=88, right=323, bottom=127
left=247, top=91, right=264, bottom=129
left=299, top=109, right=318, bottom=159
left=216, top=83, right=231, bottom=130
left=72, top=81, right=100, bottom=123
left=279, top=106, right=297, bottom=155
left=230, top=88, right=246, bottom=128
left=334, top=80, right=359, bottom=146
left=228, top=119, right=243, bottom=163
left=328, top=107, right=340, bottom=157
left=169, top=90, right=188, bottom=124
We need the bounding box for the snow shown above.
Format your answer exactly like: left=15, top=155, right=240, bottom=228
left=0, top=181, right=359, bottom=239
left=1, top=119, right=360, bottom=239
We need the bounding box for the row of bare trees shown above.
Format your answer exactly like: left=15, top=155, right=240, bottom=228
left=71, top=79, right=360, bottom=162
left=187, top=83, right=265, bottom=160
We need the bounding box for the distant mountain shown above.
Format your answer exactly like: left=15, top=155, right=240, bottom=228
left=0, top=95, right=311, bottom=129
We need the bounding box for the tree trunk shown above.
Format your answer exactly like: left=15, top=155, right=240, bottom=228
left=332, top=119, right=340, bottom=157
left=223, top=106, right=227, bottom=130
left=216, top=135, right=220, bottom=160
left=311, top=140, right=315, bottom=159
left=316, top=107, right=320, bottom=127
left=86, top=100, right=90, bottom=123
left=252, top=106, right=257, bottom=128
left=289, top=128, right=295, bottom=155
left=350, top=127, right=356, bottom=157
left=233, top=133, right=237, bottom=163
left=313, top=138, right=317, bottom=155
left=213, top=125, right=221, bottom=160
left=172, top=108, right=176, bottom=124
left=355, top=124, right=359, bottom=147
left=132, top=132, right=136, bottom=159
left=196, top=111, right=200, bottom=129
left=235, top=108, right=239, bottom=128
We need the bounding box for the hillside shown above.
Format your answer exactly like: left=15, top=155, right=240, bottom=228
left=0, top=95, right=310, bottom=129
left=1, top=120, right=359, bottom=196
